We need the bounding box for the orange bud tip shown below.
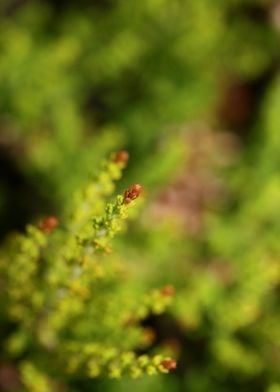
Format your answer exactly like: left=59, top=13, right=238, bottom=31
left=161, top=359, right=177, bottom=371
left=39, top=216, right=59, bottom=234
left=123, top=184, right=142, bottom=204
left=161, top=285, right=175, bottom=297
left=112, top=150, right=130, bottom=164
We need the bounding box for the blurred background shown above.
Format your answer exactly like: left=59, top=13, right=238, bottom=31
left=0, top=0, right=279, bottom=391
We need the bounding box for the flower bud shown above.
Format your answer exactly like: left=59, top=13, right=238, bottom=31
left=40, top=216, right=59, bottom=234
left=112, top=150, right=130, bottom=165
left=161, top=359, right=177, bottom=371
left=161, top=285, right=175, bottom=297
left=123, top=184, right=142, bottom=204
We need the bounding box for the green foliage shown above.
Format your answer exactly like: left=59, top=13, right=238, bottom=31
left=0, top=0, right=278, bottom=217
left=0, top=156, right=175, bottom=390
left=0, top=1, right=280, bottom=391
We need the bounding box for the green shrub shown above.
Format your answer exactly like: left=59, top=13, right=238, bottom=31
left=0, top=1, right=280, bottom=391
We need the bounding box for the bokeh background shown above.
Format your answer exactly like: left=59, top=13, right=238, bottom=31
left=0, top=0, right=279, bottom=391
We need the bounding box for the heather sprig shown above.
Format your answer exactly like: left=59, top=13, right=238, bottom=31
left=0, top=153, right=176, bottom=390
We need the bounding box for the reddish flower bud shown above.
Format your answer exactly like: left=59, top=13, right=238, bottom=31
left=123, top=184, right=142, bottom=204
left=112, top=150, right=130, bottom=164
left=161, top=359, right=177, bottom=371
left=161, top=285, right=175, bottom=297
left=40, top=216, right=59, bottom=234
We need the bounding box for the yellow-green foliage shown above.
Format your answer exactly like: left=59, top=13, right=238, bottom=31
left=0, top=1, right=280, bottom=392
left=0, top=0, right=278, bottom=211
left=0, top=156, right=175, bottom=391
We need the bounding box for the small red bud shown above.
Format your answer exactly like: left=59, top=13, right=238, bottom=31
left=161, top=359, right=177, bottom=371
left=39, top=216, right=59, bottom=234
left=161, top=285, right=175, bottom=297
left=123, top=184, right=142, bottom=204
left=112, top=150, right=130, bottom=164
